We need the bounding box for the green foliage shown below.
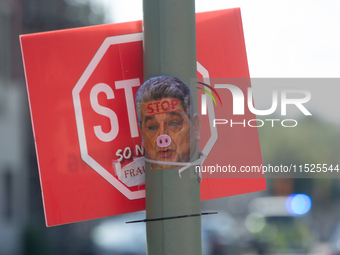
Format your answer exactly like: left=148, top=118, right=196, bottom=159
left=257, top=116, right=340, bottom=196
left=258, top=116, right=340, bottom=167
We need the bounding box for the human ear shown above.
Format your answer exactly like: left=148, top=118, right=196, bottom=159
left=138, top=123, right=144, bottom=147
left=192, top=113, right=201, bottom=140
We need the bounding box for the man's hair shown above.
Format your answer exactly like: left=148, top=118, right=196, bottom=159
left=135, top=75, right=193, bottom=122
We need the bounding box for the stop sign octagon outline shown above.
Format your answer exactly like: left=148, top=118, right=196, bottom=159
left=72, top=33, right=217, bottom=200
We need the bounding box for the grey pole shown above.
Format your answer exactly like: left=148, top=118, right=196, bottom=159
left=143, top=0, right=202, bottom=254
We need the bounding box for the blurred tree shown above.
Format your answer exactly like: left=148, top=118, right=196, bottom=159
left=258, top=116, right=340, bottom=240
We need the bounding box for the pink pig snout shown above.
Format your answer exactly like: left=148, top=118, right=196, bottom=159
left=157, top=134, right=171, bottom=148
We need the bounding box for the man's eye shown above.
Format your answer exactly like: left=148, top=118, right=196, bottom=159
left=169, top=122, right=180, bottom=127
left=148, top=126, right=158, bottom=130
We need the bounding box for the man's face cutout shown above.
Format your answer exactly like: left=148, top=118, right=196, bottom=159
left=139, top=97, right=201, bottom=169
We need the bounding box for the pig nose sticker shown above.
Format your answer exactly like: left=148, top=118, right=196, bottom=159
left=157, top=134, right=171, bottom=147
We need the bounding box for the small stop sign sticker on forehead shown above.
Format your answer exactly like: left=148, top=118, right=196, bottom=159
left=146, top=98, right=179, bottom=116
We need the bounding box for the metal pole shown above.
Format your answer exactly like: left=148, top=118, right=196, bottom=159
left=143, top=0, right=202, bottom=254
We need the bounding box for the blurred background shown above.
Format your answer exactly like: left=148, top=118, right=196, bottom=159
left=1, top=0, right=340, bottom=254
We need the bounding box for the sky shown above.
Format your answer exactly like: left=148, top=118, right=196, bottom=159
left=94, top=0, right=340, bottom=78
left=91, top=0, right=340, bottom=123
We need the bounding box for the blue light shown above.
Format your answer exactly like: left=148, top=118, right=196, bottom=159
left=286, top=194, right=312, bottom=216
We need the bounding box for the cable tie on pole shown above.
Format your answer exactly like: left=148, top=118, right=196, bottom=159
left=126, top=212, right=218, bottom=224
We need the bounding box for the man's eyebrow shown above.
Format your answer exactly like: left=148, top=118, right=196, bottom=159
left=144, top=116, right=155, bottom=123
left=167, top=111, right=184, bottom=119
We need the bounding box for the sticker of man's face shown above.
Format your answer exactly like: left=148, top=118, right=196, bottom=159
left=139, top=97, right=200, bottom=169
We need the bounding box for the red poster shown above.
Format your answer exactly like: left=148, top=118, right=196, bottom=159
left=196, top=9, right=266, bottom=199
left=21, top=8, right=266, bottom=226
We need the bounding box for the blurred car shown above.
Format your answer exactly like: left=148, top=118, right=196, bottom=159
left=244, top=196, right=318, bottom=255
left=328, top=221, right=340, bottom=255
left=90, top=211, right=241, bottom=255
left=91, top=211, right=147, bottom=255
left=201, top=212, right=241, bottom=255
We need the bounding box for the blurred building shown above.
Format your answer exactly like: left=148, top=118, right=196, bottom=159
left=0, top=0, right=104, bottom=254
left=0, top=1, right=27, bottom=254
